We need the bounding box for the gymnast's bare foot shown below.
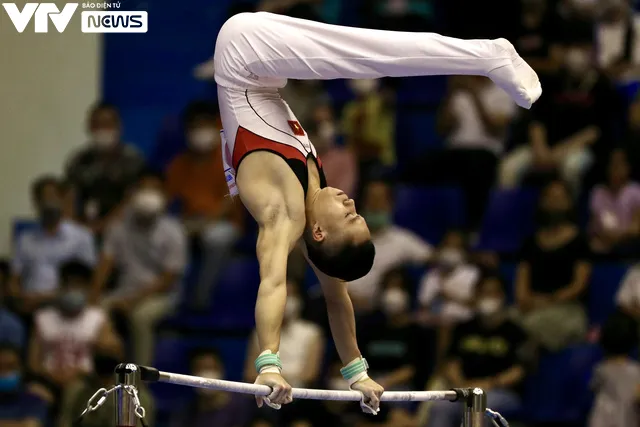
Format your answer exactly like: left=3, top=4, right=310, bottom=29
left=487, top=38, right=542, bottom=109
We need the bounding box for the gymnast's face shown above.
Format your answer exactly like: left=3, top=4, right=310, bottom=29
left=310, top=187, right=371, bottom=247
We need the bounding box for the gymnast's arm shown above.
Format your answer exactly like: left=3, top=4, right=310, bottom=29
left=300, top=244, right=361, bottom=363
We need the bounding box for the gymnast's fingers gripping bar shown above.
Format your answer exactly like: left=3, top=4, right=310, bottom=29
left=113, top=364, right=490, bottom=427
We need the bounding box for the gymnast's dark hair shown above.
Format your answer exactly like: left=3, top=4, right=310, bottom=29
left=305, top=239, right=375, bottom=282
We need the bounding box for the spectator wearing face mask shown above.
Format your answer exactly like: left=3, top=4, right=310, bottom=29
left=589, top=149, right=640, bottom=256
left=358, top=268, right=421, bottom=393
left=0, top=344, right=49, bottom=427
left=65, top=102, right=146, bottom=235
left=166, top=101, right=243, bottom=310
left=244, top=279, right=324, bottom=388
left=347, top=180, right=433, bottom=314
left=92, top=170, right=187, bottom=366
left=428, top=276, right=529, bottom=427
left=342, top=79, right=396, bottom=194
left=9, top=176, right=96, bottom=318
left=27, top=260, right=113, bottom=417
left=417, top=230, right=480, bottom=366
left=499, top=39, right=622, bottom=192
left=170, top=348, right=251, bottom=427
left=66, top=334, right=155, bottom=427
left=516, top=180, right=591, bottom=351
left=307, top=103, right=358, bottom=198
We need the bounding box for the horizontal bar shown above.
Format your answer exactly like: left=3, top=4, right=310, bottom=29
left=158, top=371, right=458, bottom=402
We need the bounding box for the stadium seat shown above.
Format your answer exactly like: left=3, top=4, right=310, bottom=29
left=588, top=263, right=629, bottom=326
left=476, top=188, right=539, bottom=253
left=524, top=344, right=601, bottom=423
left=393, top=186, right=465, bottom=245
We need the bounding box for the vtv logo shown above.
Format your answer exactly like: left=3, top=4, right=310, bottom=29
left=2, top=3, right=78, bottom=33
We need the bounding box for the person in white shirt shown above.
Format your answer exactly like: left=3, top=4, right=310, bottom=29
left=348, top=180, right=433, bottom=313
left=28, top=260, right=116, bottom=409
left=596, top=0, right=640, bottom=81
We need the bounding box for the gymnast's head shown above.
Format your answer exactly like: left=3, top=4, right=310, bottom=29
left=304, top=186, right=375, bottom=282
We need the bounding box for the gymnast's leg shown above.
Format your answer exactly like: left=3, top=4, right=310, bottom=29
left=213, top=12, right=541, bottom=108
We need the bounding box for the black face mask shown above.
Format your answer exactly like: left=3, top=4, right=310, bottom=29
left=93, top=353, right=120, bottom=377
left=39, top=203, right=62, bottom=228
left=537, top=209, right=572, bottom=228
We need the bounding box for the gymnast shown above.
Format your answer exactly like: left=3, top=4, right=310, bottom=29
left=212, top=11, right=542, bottom=414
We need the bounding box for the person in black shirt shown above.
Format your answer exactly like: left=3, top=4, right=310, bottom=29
left=428, top=275, right=528, bottom=427
left=499, top=37, right=622, bottom=192
left=516, top=180, right=591, bottom=351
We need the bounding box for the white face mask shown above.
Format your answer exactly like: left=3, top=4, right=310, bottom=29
left=439, top=248, right=464, bottom=267
left=381, top=288, right=409, bottom=316
left=285, top=296, right=302, bottom=320
left=318, top=121, right=336, bottom=143
left=133, top=189, right=165, bottom=215
left=565, top=49, right=591, bottom=75
left=349, top=79, right=379, bottom=96
left=189, top=128, right=219, bottom=151
left=92, top=130, right=119, bottom=149
left=477, top=298, right=502, bottom=316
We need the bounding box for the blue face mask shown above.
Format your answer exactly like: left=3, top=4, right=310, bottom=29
left=0, top=372, right=21, bottom=392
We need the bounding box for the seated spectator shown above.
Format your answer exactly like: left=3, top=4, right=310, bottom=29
left=436, top=75, right=516, bottom=228
left=514, top=0, right=562, bottom=75
left=65, top=102, right=145, bottom=234
left=418, top=230, right=480, bottom=325
left=589, top=149, right=640, bottom=256
left=347, top=180, right=433, bottom=313
left=245, top=280, right=324, bottom=388
left=358, top=268, right=422, bottom=392
left=516, top=180, right=591, bottom=351
left=0, top=344, right=49, bottom=427
left=307, top=103, right=358, bottom=197
left=170, top=347, right=251, bottom=427
left=596, top=0, right=640, bottom=81
left=588, top=311, right=640, bottom=427
left=417, top=230, right=480, bottom=364
left=166, top=101, right=243, bottom=309
left=279, top=80, right=329, bottom=130
left=28, top=261, right=113, bottom=413
left=428, top=276, right=528, bottom=427
left=499, top=38, right=621, bottom=192
left=92, top=170, right=187, bottom=366
left=66, top=335, right=154, bottom=427
left=9, top=176, right=96, bottom=317
left=615, top=262, right=640, bottom=320
left=342, top=79, right=395, bottom=194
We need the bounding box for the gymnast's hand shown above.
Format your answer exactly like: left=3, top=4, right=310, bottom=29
left=351, top=377, right=384, bottom=415
left=254, top=372, right=293, bottom=410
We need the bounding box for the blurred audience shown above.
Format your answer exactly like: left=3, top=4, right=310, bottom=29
left=0, top=344, right=49, bottom=427
left=362, top=0, right=434, bottom=31
left=588, top=310, right=640, bottom=427
left=245, top=280, right=324, bottom=388
left=66, top=334, right=154, bottom=427
left=170, top=347, right=251, bottom=427
left=596, top=0, right=640, bottom=81
left=9, top=176, right=96, bottom=318
left=589, top=149, right=640, bottom=255
left=514, top=0, right=561, bottom=75
left=343, top=79, right=396, bottom=193
left=0, top=260, right=25, bottom=350
left=436, top=75, right=516, bottom=228
left=92, top=170, right=187, bottom=366
left=27, top=261, right=112, bottom=411
left=429, top=275, right=529, bottom=427
left=358, top=268, right=419, bottom=392
left=623, top=94, right=640, bottom=177
left=257, top=0, right=323, bottom=21
left=347, top=180, right=432, bottom=313
left=417, top=230, right=481, bottom=364
left=500, top=39, right=621, bottom=192
left=279, top=80, right=330, bottom=129
left=65, top=102, right=145, bottom=235
left=307, top=103, right=358, bottom=197
left=166, top=100, right=242, bottom=310
left=615, top=261, right=640, bottom=320
left=516, top=180, right=590, bottom=351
